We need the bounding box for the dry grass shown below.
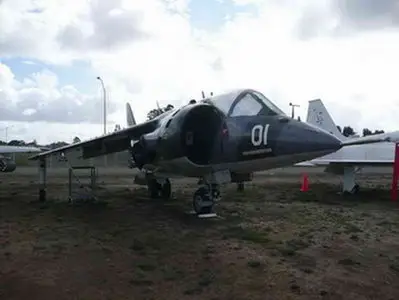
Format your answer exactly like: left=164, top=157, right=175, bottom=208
left=1, top=168, right=399, bottom=300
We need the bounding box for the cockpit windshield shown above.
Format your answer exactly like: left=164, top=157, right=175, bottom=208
left=204, top=89, right=287, bottom=117
left=251, top=90, right=286, bottom=116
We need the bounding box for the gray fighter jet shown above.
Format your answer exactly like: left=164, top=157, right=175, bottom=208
left=29, top=89, right=389, bottom=214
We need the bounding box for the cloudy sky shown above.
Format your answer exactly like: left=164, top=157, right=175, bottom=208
left=1, top=0, right=399, bottom=144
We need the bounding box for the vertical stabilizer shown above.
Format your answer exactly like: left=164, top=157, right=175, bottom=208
left=126, top=103, right=136, bottom=127
left=306, top=99, right=347, bottom=141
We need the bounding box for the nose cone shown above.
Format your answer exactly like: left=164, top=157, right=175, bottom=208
left=276, top=120, right=342, bottom=156
left=308, top=126, right=342, bottom=153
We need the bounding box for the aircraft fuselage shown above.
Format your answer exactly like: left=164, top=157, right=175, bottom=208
left=130, top=98, right=342, bottom=178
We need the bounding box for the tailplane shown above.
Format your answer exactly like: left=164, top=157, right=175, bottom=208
left=126, top=102, right=136, bottom=127
left=306, top=99, right=347, bottom=141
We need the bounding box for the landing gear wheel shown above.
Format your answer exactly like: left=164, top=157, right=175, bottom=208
left=160, top=179, right=172, bottom=200
left=351, top=184, right=360, bottom=194
left=147, top=178, right=172, bottom=199
left=147, top=179, right=161, bottom=199
left=193, top=187, right=214, bottom=215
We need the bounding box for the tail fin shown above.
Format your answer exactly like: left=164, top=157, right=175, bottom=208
left=306, top=99, right=347, bottom=141
left=126, top=103, right=136, bottom=127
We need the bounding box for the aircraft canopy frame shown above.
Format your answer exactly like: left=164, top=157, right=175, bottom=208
left=204, top=89, right=287, bottom=117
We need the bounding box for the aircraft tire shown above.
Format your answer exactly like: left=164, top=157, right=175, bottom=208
left=147, top=179, right=160, bottom=198
left=193, top=187, right=214, bottom=215
left=160, top=179, right=172, bottom=200
left=352, top=184, right=360, bottom=194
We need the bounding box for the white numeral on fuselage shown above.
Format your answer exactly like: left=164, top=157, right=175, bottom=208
left=251, top=124, right=270, bottom=146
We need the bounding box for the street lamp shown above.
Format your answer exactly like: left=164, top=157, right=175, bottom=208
left=97, top=76, right=107, bottom=135
left=1, top=125, right=14, bottom=143
left=289, top=102, right=300, bottom=119
left=97, top=76, right=107, bottom=167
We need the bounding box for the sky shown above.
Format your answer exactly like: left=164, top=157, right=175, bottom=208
left=1, top=0, right=399, bottom=144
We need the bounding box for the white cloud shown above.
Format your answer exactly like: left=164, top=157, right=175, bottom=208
left=0, top=62, right=125, bottom=143
left=1, top=0, right=399, bottom=144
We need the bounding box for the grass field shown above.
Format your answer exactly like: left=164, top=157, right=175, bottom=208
left=1, top=167, right=399, bottom=299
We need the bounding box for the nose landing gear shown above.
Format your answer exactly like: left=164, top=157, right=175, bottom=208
left=147, top=178, right=172, bottom=200
left=192, top=183, right=220, bottom=215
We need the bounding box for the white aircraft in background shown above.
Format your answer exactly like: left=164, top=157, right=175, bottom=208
left=297, top=99, right=398, bottom=194
left=0, top=145, right=41, bottom=172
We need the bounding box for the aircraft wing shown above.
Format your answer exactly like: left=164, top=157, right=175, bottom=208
left=340, top=136, right=393, bottom=146
left=311, top=159, right=393, bottom=165
left=0, top=145, right=42, bottom=153
left=28, top=120, right=158, bottom=161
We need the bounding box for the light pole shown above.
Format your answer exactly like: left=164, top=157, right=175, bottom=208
left=96, top=76, right=107, bottom=135
left=289, top=102, right=300, bottom=119
left=97, top=76, right=107, bottom=167
left=1, top=125, right=14, bottom=143
left=5, top=126, right=10, bottom=143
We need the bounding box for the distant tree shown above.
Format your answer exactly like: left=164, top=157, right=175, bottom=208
left=164, top=104, right=174, bottom=111
left=73, top=136, right=81, bottom=144
left=362, top=128, right=384, bottom=136
left=336, top=125, right=342, bottom=133
left=342, top=126, right=355, bottom=137
left=25, top=140, right=37, bottom=147
left=147, top=109, right=163, bottom=120
left=8, top=140, right=25, bottom=146
left=147, top=104, right=174, bottom=120
left=49, top=141, right=69, bottom=149
left=362, top=128, right=372, bottom=136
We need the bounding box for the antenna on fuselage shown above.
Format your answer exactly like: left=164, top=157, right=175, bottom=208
left=201, top=91, right=214, bottom=99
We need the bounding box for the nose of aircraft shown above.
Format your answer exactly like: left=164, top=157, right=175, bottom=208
left=276, top=120, right=342, bottom=155
left=307, top=125, right=342, bottom=153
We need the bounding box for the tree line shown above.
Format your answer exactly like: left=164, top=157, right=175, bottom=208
left=336, top=125, right=384, bottom=137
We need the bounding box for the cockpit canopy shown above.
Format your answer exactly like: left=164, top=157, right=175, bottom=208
left=203, top=89, right=287, bottom=117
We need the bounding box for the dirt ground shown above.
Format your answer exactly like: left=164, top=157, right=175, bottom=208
left=1, top=167, right=399, bottom=300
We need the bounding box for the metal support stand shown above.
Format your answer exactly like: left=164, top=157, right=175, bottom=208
left=68, top=166, right=97, bottom=204
left=342, top=166, right=358, bottom=194
left=38, top=158, right=47, bottom=202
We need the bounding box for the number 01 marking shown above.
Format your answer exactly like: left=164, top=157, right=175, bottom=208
left=251, top=124, right=270, bottom=146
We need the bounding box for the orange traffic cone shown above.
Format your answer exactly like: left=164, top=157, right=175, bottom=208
left=300, top=173, right=309, bottom=192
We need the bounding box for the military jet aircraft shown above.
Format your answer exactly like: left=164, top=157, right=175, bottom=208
left=0, top=145, right=42, bottom=172
left=29, top=89, right=389, bottom=214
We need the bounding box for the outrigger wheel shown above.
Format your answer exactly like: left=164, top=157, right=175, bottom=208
left=147, top=178, right=172, bottom=199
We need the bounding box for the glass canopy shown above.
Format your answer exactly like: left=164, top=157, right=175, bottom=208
left=204, top=89, right=286, bottom=117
